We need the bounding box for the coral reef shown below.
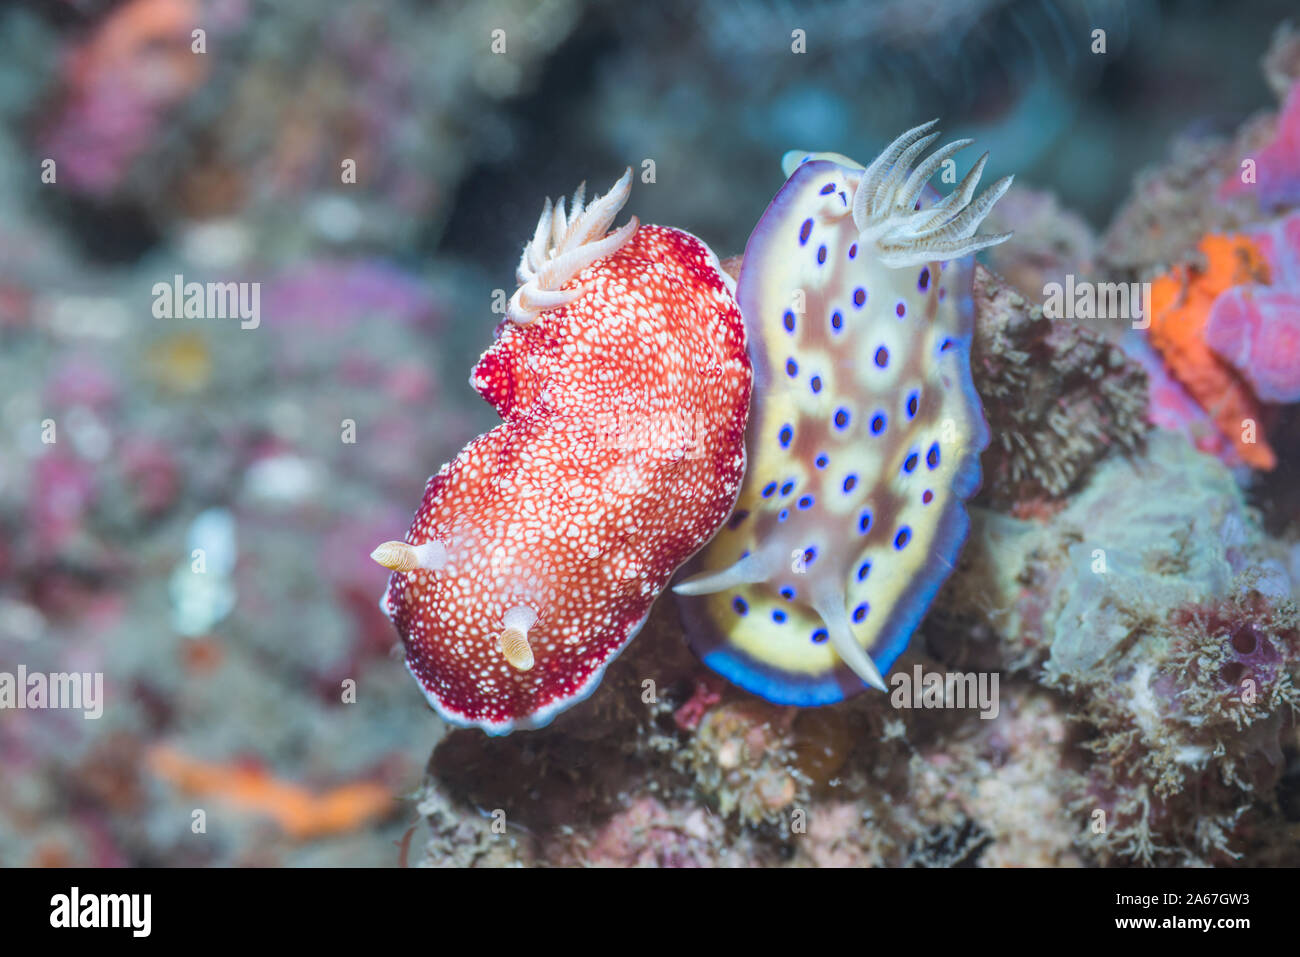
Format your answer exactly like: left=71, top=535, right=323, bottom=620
left=1089, top=30, right=1300, bottom=480
left=1218, top=78, right=1300, bottom=211
left=968, top=265, right=1148, bottom=510
left=1204, top=212, right=1300, bottom=405
left=1147, top=232, right=1277, bottom=469
left=21, top=0, right=590, bottom=249
left=1097, top=27, right=1300, bottom=277
left=680, top=700, right=803, bottom=827
left=411, top=614, right=1088, bottom=867
left=943, top=431, right=1299, bottom=863
left=1068, top=588, right=1299, bottom=865
left=1129, top=210, right=1300, bottom=472
left=981, top=185, right=1097, bottom=298
left=0, top=226, right=453, bottom=864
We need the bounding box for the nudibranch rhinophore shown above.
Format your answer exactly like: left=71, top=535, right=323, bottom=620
left=673, top=120, right=1011, bottom=705
left=372, top=170, right=752, bottom=734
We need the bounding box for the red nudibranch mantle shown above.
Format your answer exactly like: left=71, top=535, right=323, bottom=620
left=372, top=170, right=752, bottom=734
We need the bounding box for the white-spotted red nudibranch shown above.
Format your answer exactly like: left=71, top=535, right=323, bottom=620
left=373, top=170, right=752, bottom=734
left=673, top=121, right=1012, bottom=705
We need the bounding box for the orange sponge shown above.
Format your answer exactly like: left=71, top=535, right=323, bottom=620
left=1148, top=234, right=1276, bottom=470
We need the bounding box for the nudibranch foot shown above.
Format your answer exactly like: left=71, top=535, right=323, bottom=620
left=674, top=122, right=1007, bottom=707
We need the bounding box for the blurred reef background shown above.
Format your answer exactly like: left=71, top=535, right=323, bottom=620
left=2, top=0, right=1300, bottom=866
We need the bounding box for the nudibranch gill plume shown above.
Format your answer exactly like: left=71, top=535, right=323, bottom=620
left=372, top=170, right=752, bottom=734
left=674, top=120, right=1011, bottom=705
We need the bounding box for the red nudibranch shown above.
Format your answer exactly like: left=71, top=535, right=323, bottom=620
left=372, top=170, right=752, bottom=733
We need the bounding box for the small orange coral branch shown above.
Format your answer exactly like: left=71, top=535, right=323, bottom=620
left=146, top=745, right=394, bottom=840
left=1148, top=234, right=1276, bottom=470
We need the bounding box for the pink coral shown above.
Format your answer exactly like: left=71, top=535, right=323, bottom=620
left=1203, top=210, right=1300, bottom=406
left=575, top=798, right=725, bottom=868
left=1205, top=286, right=1300, bottom=404
left=1220, top=79, right=1300, bottom=209
left=30, top=452, right=98, bottom=555
left=1128, top=334, right=1245, bottom=467
left=38, top=0, right=209, bottom=195
left=1249, top=207, right=1300, bottom=285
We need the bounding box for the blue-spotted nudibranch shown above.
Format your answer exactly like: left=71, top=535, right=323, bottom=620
left=674, top=120, right=1012, bottom=705
left=371, top=170, right=753, bottom=734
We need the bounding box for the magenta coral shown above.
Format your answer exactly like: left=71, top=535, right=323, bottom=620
left=1205, top=286, right=1300, bottom=404
left=1220, top=79, right=1300, bottom=210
